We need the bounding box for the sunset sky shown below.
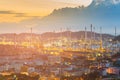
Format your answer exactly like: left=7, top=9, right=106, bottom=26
left=0, top=0, right=92, bottom=22
left=0, top=0, right=119, bottom=34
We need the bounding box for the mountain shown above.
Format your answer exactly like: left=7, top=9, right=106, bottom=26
left=91, top=0, right=120, bottom=6
left=40, top=0, right=120, bottom=34
left=0, top=0, right=119, bottom=34
left=44, top=0, right=120, bottom=20
left=0, top=31, right=114, bottom=42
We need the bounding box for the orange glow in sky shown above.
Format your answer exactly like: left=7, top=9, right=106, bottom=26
left=0, top=0, right=92, bottom=22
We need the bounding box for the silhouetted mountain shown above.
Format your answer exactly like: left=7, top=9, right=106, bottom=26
left=41, top=0, right=120, bottom=33
left=0, top=31, right=114, bottom=42
left=41, top=31, right=114, bottom=40
left=0, top=0, right=119, bottom=34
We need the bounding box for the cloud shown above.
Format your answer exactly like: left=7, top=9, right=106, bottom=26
left=0, top=10, right=41, bottom=18
left=0, top=10, right=25, bottom=15
left=113, top=0, right=120, bottom=4
left=0, top=11, right=14, bottom=14
left=14, top=13, right=26, bottom=17
left=52, top=0, right=92, bottom=6
left=93, top=0, right=120, bottom=5
left=15, top=13, right=41, bottom=18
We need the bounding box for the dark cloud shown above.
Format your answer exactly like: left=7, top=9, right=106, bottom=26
left=15, top=13, right=41, bottom=18
left=0, top=11, right=14, bottom=14
left=15, top=14, right=41, bottom=17
left=0, top=10, right=25, bottom=15
left=0, top=10, right=41, bottom=18
left=15, top=13, right=27, bottom=17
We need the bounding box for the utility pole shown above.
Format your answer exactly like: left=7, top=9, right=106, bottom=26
left=70, top=28, right=71, bottom=41
left=85, top=27, right=87, bottom=51
left=85, top=27, right=87, bottom=41
left=90, top=24, right=93, bottom=50
left=60, top=28, right=62, bottom=39
left=60, top=28, right=63, bottom=50
left=100, top=27, right=103, bottom=50
left=69, top=27, right=72, bottom=49
left=14, top=33, right=16, bottom=48
left=115, top=27, right=117, bottom=52
left=93, top=27, right=96, bottom=41
left=115, top=27, right=116, bottom=37
left=30, top=27, right=33, bottom=47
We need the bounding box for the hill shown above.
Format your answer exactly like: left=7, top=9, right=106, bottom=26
left=0, top=31, right=114, bottom=42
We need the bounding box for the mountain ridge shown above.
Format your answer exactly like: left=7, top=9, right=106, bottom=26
left=39, top=0, right=120, bottom=34
left=0, top=31, right=114, bottom=42
left=0, top=0, right=119, bottom=34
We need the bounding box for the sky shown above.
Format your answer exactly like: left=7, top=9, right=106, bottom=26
left=0, top=0, right=119, bottom=35
left=0, top=0, right=92, bottom=22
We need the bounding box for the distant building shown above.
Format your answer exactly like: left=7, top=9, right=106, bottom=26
left=48, top=56, right=61, bottom=65
left=106, top=67, right=120, bottom=75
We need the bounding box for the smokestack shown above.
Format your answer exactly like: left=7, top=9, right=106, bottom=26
left=30, top=27, right=33, bottom=47
left=14, top=33, right=16, bottom=48
left=91, top=24, right=93, bottom=39
left=93, top=27, right=95, bottom=41
left=90, top=24, right=93, bottom=50
left=115, top=27, right=117, bottom=51
left=85, top=27, right=87, bottom=41
left=100, top=27, right=102, bottom=41
left=85, top=27, right=87, bottom=51
left=30, top=28, right=32, bottom=35
left=100, top=27, right=103, bottom=50
left=115, top=27, right=116, bottom=37
left=60, top=28, right=62, bottom=39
